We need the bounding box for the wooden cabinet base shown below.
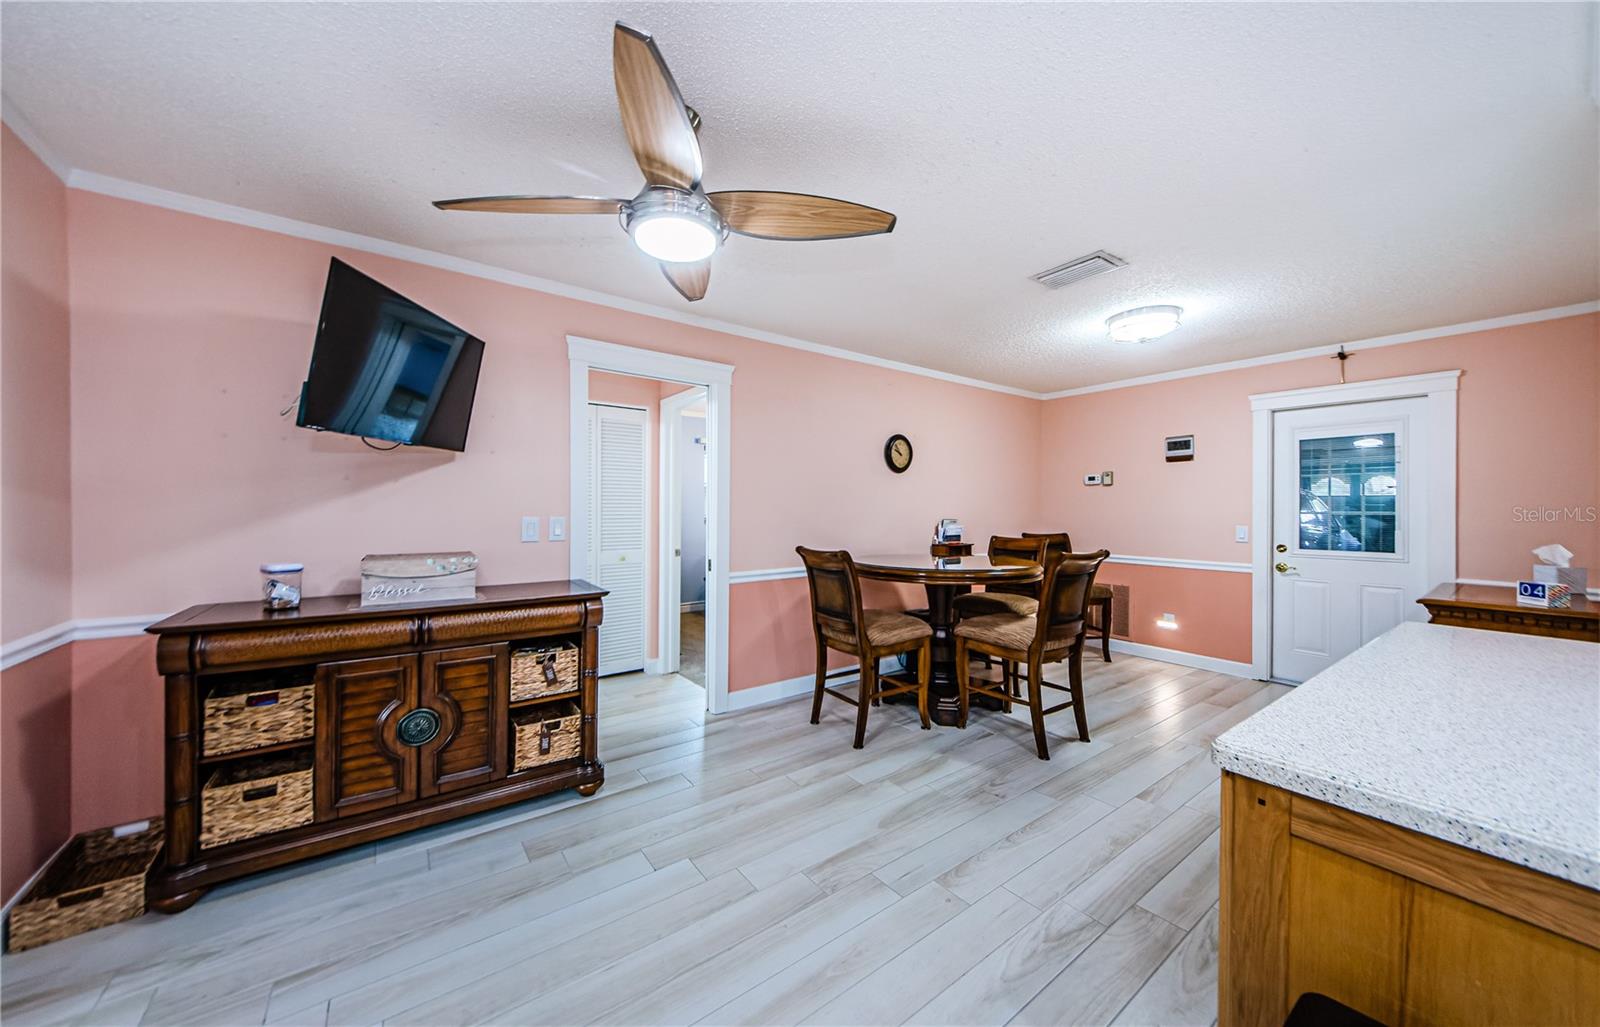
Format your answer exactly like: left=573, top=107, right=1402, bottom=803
left=1218, top=772, right=1600, bottom=1026
left=146, top=582, right=606, bottom=910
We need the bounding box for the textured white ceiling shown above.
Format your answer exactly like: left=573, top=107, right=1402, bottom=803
left=4, top=2, right=1595, bottom=392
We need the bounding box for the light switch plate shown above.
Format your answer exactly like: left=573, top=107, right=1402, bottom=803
left=1235, top=524, right=1249, bottom=543
left=520, top=516, right=541, bottom=542
left=550, top=516, right=566, bottom=541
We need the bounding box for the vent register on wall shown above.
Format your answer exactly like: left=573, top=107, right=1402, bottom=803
left=296, top=258, right=487, bottom=452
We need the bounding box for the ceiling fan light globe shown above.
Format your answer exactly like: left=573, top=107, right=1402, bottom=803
left=1106, top=305, right=1183, bottom=344
left=631, top=214, right=719, bottom=263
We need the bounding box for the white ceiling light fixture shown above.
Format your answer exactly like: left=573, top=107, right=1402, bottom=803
left=625, top=189, right=724, bottom=264
left=1106, top=305, right=1184, bottom=344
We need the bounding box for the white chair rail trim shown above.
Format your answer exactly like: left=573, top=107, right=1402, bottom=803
left=729, top=554, right=1250, bottom=586
left=0, top=614, right=165, bottom=671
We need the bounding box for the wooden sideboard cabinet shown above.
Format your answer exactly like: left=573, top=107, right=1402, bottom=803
left=145, top=581, right=605, bottom=912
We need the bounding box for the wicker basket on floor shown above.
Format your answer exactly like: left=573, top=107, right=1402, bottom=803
left=201, top=751, right=313, bottom=849
left=7, top=818, right=164, bottom=952
left=202, top=674, right=314, bottom=756
left=510, top=643, right=580, bottom=701
left=512, top=701, right=582, bottom=771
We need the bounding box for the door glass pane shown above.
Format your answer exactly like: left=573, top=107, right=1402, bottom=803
left=1298, top=433, right=1397, bottom=553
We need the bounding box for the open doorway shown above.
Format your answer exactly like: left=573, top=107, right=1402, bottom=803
left=568, top=336, right=733, bottom=713
left=659, top=385, right=709, bottom=687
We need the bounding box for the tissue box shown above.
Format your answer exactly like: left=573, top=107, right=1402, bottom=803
left=1532, top=565, right=1587, bottom=597
left=1516, top=581, right=1572, bottom=609
left=360, top=552, right=478, bottom=607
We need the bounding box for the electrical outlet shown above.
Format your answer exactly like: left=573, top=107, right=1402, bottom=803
left=520, top=516, right=541, bottom=542
left=1235, top=524, right=1249, bottom=543
left=550, top=516, right=566, bottom=541
left=1101, top=471, right=1114, bottom=486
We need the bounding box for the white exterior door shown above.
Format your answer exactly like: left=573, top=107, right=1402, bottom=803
left=1270, top=397, right=1432, bottom=682
left=588, top=403, right=648, bottom=676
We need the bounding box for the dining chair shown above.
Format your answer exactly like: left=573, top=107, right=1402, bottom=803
left=796, top=546, right=932, bottom=748
left=952, top=535, right=1049, bottom=619
left=1025, top=531, right=1114, bottom=663
left=954, top=549, right=1111, bottom=759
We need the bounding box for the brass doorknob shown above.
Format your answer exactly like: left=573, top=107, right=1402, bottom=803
left=1275, top=562, right=1294, bottom=574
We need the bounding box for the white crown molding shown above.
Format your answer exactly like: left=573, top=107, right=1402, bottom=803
left=7, top=115, right=1593, bottom=405
left=0, top=96, right=71, bottom=182
left=56, top=168, right=1035, bottom=400
left=1041, top=302, right=1598, bottom=400
left=0, top=614, right=164, bottom=671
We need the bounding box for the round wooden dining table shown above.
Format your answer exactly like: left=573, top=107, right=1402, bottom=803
left=854, top=553, right=1042, bottom=726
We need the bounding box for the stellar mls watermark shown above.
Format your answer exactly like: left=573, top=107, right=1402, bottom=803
left=1512, top=505, right=1597, bottom=523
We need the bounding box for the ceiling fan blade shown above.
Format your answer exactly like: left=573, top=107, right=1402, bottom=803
left=707, top=191, right=896, bottom=241
left=432, top=195, right=627, bottom=215
left=613, top=22, right=703, bottom=190
left=661, top=259, right=710, bottom=302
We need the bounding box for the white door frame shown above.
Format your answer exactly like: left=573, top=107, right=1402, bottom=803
left=657, top=385, right=706, bottom=676
left=1249, top=370, right=1460, bottom=680
left=568, top=336, right=734, bottom=713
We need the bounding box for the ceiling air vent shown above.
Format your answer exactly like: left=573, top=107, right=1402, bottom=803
left=1030, top=250, right=1127, bottom=289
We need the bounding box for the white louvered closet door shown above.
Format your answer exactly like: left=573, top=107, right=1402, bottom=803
left=588, top=404, right=648, bottom=676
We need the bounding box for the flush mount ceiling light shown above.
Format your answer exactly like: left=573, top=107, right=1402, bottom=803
left=1106, top=305, right=1184, bottom=344
left=1352, top=437, right=1386, bottom=448
left=624, top=189, right=724, bottom=263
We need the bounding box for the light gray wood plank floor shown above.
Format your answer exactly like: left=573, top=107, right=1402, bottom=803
left=1, top=656, right=1288, bottom=1026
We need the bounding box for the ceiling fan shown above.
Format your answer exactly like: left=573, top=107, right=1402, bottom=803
left=432, top=21, right=896, bottom=302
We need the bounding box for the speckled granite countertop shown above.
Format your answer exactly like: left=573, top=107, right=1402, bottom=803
left=1213, top=621, right=1599, bottom=888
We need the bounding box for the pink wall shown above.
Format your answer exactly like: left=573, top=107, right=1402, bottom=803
left=6, top=122, right=1595, bottom=890
left=35, top=185, right=1042, bottom=841
left=1, top=125, right=75, bottom=896
left=2, top=124, right=73, bottom=641
left=1038, top=312, right=1600, bottom=658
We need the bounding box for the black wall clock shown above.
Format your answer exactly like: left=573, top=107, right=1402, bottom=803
left=884, top=433, right=913, bottom=473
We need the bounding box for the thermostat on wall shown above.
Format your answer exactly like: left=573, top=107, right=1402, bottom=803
left=1083, top=473, right=1102, bottom=486
left=1165, top=435, right=1195, bottom=462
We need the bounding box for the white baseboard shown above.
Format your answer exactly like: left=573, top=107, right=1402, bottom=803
left=1107, top=639, right=1255, bottom=678
left=723, top=657, right=901, bottom=713
left=680, top=601, right=705, bottom=613
left=643, top=657, right=669, bottom=676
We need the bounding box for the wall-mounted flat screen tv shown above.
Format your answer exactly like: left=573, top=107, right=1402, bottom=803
left=296, top=258, right=485, bottom=451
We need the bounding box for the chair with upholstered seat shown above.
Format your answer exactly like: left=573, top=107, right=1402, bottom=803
left=951, top=535, right=1049, bottom=621
left=1024, top=531, right=1113, bottom=662
left=797, top=546, right=932, bottom=748
left=954, top=549, right=1110, bottom=759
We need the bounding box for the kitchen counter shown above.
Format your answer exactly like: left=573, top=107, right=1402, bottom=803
left=1213, top=620, right=1598, bottom=887
left=1213, top=621, right=1600, bottom=1027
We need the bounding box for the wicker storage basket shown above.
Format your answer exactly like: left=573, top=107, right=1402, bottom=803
left=8, top=818, right=163, bottom=952
left=202, top=674, right=314, bottom=757
left=201, top=751, right=313, bottom=849
left=510, top=643, right=580, bottom=702
left=512, top=701, right=582, bottom=771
